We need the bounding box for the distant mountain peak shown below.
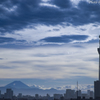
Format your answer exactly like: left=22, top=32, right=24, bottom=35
left=5, top=81, right=30, bottom=89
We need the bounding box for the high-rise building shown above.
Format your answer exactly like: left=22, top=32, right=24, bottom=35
left=0, top=91, right=1, bottom=98
left=5, top=89, right=13, bottom=99
left=94, top=35, right=100, bottom=99
left=64, top=89, right=75, bottom=99
left=87, top=90, right=94, bottom=98
left=17, top=93, right=22, bottom=98
left=54, top=94, right=63, bottom=99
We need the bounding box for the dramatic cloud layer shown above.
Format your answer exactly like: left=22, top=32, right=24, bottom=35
left=0, top=0, right=100, bottom=33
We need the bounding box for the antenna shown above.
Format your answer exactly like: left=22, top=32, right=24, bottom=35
left=99, top=35, right=100, bottom=48
left=77, top=81, right=78, bottom=99
left=98, top=36, right=100, bottom=80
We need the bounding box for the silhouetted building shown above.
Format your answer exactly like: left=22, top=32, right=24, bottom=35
left=0, top=91, right=1, bottom=98
left=54, top=94, right=63, bottom=99
left=35, top=94, right=39, bottom=99
left=81, top=93, right=88, bottom=99
left=75, top=90, right=82, bottom=98
left=64, top=89, right=75, bottom=99
left=94, top=35, right=100, bottom=99
left=78, top=90, right=82, bottom=97
left=5, top=89, right=13, bottom=99
left=87, top=90, right=94, bottom=98
left=17, top=93, right=22, bottom=98
left=94, top=80, right=100, bottom=99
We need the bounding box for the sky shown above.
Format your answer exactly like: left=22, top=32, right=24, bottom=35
left=0, top=0, right=100, bottom=90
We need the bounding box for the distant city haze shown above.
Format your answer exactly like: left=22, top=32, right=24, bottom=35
left=0, top=81, right=94, bottom=99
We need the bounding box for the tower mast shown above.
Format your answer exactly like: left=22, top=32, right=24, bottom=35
left=77, top=81, right=78, bottom=98
left=98, top=35, right=100, bottom=80
left=94, top=35, right=100, bottom=99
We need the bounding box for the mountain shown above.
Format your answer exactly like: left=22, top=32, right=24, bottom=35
left=5, top=81, right=30, bottom=89
left=0, top=81, right=65, bottom=96
left=0, top=81, right=94, bottom=96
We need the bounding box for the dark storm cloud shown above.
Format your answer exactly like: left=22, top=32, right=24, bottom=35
left=0, top=37, right=15, bottom=43
left=0, top=0, right=41, bottom=33
left=0, top=43, right=32, bottom=49
left=40, top=35, right=88, bottom=43
left=0, top=0, right=100, bottom=33
left=51, top=0, right=72, bottom=9
left=0, top=37, right=26, bottom=43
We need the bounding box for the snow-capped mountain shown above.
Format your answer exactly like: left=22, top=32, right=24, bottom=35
left=5, top=81, right=30, bottom=89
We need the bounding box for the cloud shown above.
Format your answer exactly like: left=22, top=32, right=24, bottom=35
left=85, top=58, right=98, bottom=62
left=0, top=0, right=100, bottom=33
left=55, top=84, right=94, bottom=91
left=0, top=66, right=13, bottom=69
left=0, top=41, right=98, bottom=79
left=0, top=37, right=26, bottom=44
left=87, top=39, right=98, bottom=43
left=0, top=37, right=15, bottom=43
left=40, top=35, right=89, bottom=43
left=0, top=0, right=41, bottom=33
left=53, top=29, right=60, bottom=31
left=51, top=0, right=72, bottom=9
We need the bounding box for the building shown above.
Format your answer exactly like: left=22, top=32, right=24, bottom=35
left=35, top=94, right=39, bottom=99
left=17, top=93, right=22, bottom=98
left=64, top=89, right=75, bottom=99
left=54, top=94, right=63, bottom=99
left=94, top=35, right=100, bottom=99
left=87, top=90, right=94, bottom=98
left=81, top=93, right=88, bottom=99
left=94, top=80, right=100, bottom=99
left=78, top=90, right=82, bottom=97
left=5, top=88, right=13, bottom=99
left=0, top=91, right=1, bottom=98
left=75, top=90, right=81, bottom=98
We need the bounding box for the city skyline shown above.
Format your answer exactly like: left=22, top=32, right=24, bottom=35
left=0, top=0, right=100, bottom=89
left=0, top=88, right=94, bottom=99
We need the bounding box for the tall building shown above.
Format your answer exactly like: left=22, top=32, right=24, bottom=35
left=54, top=94, right=63, bottom=99
left=64, top=89, right=75, bottom=99
left=5, top=89, right=13, bottom=99
left=87, top=90, right=94, bottom=98
left=94, top=35, right=100, bottom=99
left=0, top=91, right=1, bottom=98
